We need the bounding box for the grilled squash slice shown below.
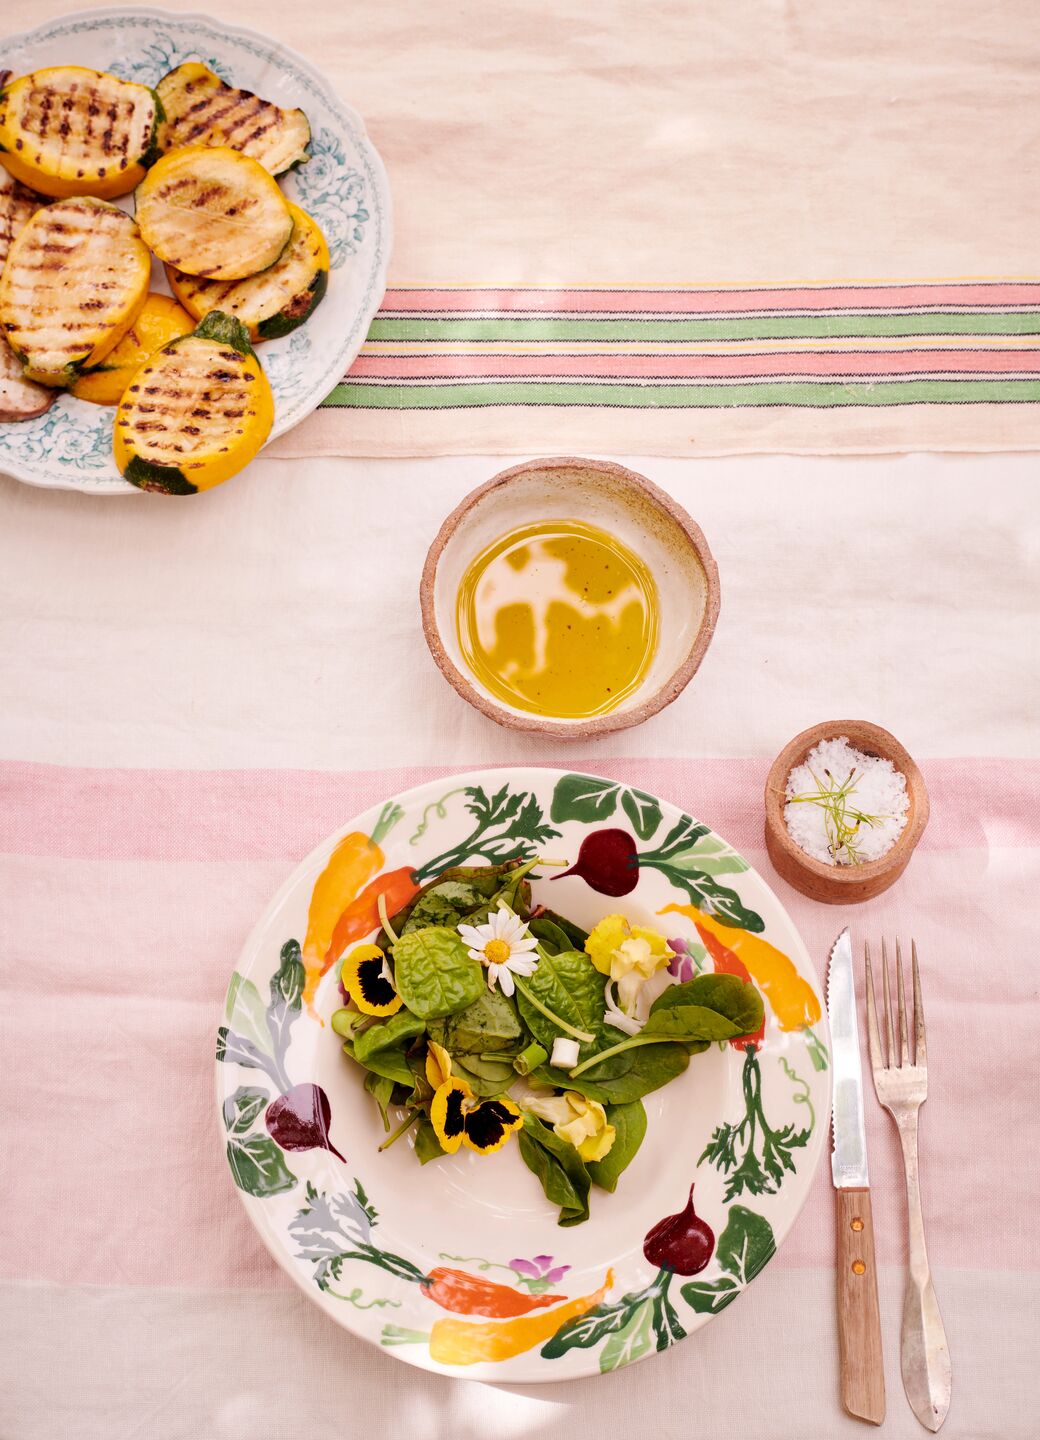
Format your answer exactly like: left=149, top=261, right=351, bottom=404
left=156, top=62, right=310, bottom=176
left=0, top=334, right=54, bottom=422
left=0, top=66, right=159, bottom=199
left=135, top=145, right=293, bottom=281
left=0, top=164, right=45, bottom=270
left=0, top=197, right=150, bottom=387
left=166, top=203, right=329, bottom=340
left=114, top=311, right=273, bottom=493
left=72, top=293, right=194, bottom=406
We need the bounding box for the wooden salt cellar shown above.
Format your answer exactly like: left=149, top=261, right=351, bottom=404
left=763, top=719, right=929, bottom=904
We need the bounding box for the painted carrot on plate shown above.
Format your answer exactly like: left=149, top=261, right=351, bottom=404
left=301, top=803, right=403, bottom=1016
left=420, top=1267, right=566, bottom=1318
left=659, top=904, right=821, bottom=1030
left=428, top=1269, right=614, bottom=1365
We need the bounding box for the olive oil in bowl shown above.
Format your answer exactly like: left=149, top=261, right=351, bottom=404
left=456, top=519, right=659, bottom=720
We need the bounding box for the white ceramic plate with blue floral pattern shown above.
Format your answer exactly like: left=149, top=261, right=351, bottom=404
left=216, top=768, right=831, bottom=1382
left=0, top=7, right=391, bottom=494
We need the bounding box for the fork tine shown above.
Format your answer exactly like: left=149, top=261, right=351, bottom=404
left=881, top=937, right=896, bottom=1068
left=864, top=940, right=884, bottom=1078
left=896, top=939, right=910, bottom=1066
left=912, top=938, right=927, bottom=1071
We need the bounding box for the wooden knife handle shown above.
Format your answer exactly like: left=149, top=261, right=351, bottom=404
left=836, top=1186, right=886, bottom=1425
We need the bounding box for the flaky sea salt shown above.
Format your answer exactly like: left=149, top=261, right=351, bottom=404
left=784, top=735, right=909, bottom=867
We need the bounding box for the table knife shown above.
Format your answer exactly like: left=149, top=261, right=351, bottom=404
left=828, top=927, right=886, bottom=1425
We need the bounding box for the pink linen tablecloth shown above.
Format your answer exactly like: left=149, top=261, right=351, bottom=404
left=1, top=451, right=1038, bottom=1438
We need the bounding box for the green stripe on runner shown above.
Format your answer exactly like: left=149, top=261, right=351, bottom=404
left=366, top=313, right=1040, bottom=343
left=322, top=378, right=1040, bottom=409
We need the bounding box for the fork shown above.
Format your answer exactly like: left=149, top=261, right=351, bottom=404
left=864, top=940, right=952, bottom=1432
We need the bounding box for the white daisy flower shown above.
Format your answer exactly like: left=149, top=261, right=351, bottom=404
left=458, top=904, right=539, bottom=996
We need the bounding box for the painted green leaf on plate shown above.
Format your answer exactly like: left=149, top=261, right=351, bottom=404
left=227, top=1132, right=297, bottom=1197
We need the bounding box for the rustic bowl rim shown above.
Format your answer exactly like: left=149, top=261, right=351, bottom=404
left=419, top=456, right=721, bottom=738
left=763, top=719, right=930, bottom=886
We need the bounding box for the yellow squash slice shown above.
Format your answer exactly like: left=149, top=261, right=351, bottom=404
left=114, top=311, right=274, bottom=494
left=156, top=62, right=310, bottom=176
left=72, top=293, right=194, bottom=406
left=0, top=163, right=45, bottom=270
left=135, top=145, right=294, bottom=281
left=0, top=333, right=54, bottom=422
left=0, top=197, right=150, bottom=387
left=166, top=202, right=329, bottom=340
left=0, top=66, right=160, bottom=200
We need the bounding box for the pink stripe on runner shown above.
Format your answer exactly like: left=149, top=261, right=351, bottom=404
left=380, top=283, right=1040, bottom=315
left=0, top=845, right=1035, bottom=1288
left=1, top=758, right=1038, bottom=862
left=347, top=349, right=1040, bottom=381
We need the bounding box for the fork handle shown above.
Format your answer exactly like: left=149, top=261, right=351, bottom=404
left=836, top=1186, right=886, bottom=1424
left=896, top=1117, right=952, bottom=1432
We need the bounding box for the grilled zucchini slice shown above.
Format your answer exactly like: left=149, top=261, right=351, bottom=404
left=0, top=66, right=159, bottom=200
left=72, top=293, right=194, bottom=406
left=0, top=334, right=54, bottom=422
left=0, top=197, right=150, bottom=386
left=135, top=145, right=293, bottom=281
left=156, top=62, right=310, bottom=176
left=0, top=164, right=45, bottom=271
left=114, top=311, right=274, bottom=493
left=166, top=203, right=329, bottom=340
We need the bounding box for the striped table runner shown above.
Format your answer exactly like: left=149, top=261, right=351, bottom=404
left=281, top=281, right=1040, bottom=458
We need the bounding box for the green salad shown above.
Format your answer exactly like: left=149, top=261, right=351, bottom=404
left=333, top=857, right=765, bottom=1226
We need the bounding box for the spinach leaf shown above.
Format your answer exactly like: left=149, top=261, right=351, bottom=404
left=352, top=1009, right=426, bottom=1064
left=401, top=881, right=485, bottom=934
left=529, top=917, right=574, bottom=955
left=341, top=1039, right=414, bottom=1088
left=363, top=1071, right=397, bottom=1130
left=547, top=1041, right=691, bottom=1104
left=413, top=1116, right=446, bottom=1164
left=427, top=985, right=524, bottom=1056
left=642, top=1005, right=742, bottom=1043
left=651, top=973, right=763, bottom=1036
left=517, top=1115, right=591, bottom=1226
left=535, top=908, right=591, bottom=950
left=450, top=1056, right=516, bottom=1097
left=515, top=948, right=605, bottom=1059
left=585, top=1101, right=646, bottom=1192
left=391, top=926, right=485, bottom=1019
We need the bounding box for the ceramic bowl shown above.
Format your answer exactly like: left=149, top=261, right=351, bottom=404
left=420, top=457, right=720, bottom=738
left=763, top=719, right=930, bottom=904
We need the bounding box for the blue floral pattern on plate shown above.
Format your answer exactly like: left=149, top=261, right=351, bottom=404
left=0, top=8, right=391, bottom=493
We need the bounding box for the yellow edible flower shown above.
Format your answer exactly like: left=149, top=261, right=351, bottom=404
left=525, top=1091, right=617, bottom=1163
left=585, top=915, right=671, bottom=982
left=425, top=1040, right=453, bottom=1090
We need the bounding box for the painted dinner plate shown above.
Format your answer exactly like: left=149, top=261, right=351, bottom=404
left=215, top=769, right=831, bottom=1382
left=0, top=7, right=391, bottom=493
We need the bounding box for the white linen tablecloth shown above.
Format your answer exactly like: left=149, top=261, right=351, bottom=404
left=1, top=450, right=1038, bottom=1438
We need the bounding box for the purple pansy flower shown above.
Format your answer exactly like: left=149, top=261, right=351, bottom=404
left=667, top=937, right=695, bottom=982
left=509, top=1254, right=571, bottom=1292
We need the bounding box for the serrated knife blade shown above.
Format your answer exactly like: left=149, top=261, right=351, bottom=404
left=827, top=927, right=886, bottom=1425
left=828, top=925, right=869, bottom=1189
